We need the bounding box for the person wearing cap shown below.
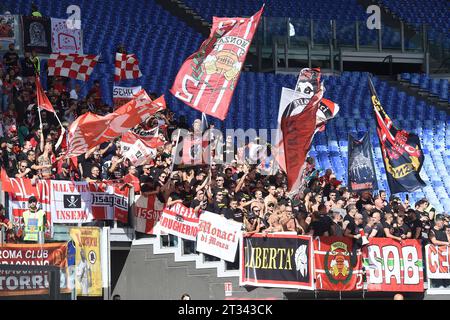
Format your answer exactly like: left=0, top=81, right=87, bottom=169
left=21, top=196, right=46, bottom=243
left=2, top=43, right=19, bottom=69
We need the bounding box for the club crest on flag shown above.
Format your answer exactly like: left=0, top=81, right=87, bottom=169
left=171, top=6, right=264, bottom=120
left=324, top=241, right=353, bottom=284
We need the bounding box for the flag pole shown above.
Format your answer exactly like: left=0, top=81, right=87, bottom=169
left=170, top=129, right=182, bottom=173
left=54, top=112, right=66, bottom=151
left=201, top=112, right=208, bottom=132
left=37, top=105, right=43, bottom=129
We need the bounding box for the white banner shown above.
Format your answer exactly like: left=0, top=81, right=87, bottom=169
left=157, top=203, right=199, bottom=241
left=425, top=245, right=450, bottom=279
left=51, top=181, right=93, bottom=223
left=122, top=139, right=157, bottom=167
left=51, top=18, right=83, bottom=54
left=113, top=86, right=142, bottom=99
left=196, top=211, right=242, bottom=262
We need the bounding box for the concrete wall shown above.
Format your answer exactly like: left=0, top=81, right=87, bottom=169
left=111, top=244, right=296, bottom=300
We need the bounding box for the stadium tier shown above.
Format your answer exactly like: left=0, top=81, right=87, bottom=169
left=379, top=0, right=450, bottom=42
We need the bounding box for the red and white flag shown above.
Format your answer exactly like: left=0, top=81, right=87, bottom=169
left=66, top=90, right=166, bottom=157
left=35, top=76, right=55, bottom=113
left=273, top=68, right=339, bottom=193
left=47, top=53, right=99, bottom=81
left=170, top=6, right=264, bottom=120
left=120, top=131, right=165, bottom=166
left=134, top=194, right=164, bottom=234
left=115, top=53, right=143, bottom=82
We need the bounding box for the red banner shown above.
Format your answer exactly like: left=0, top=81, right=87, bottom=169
left=314, top=237, right=363, bottom=291
left=363, top=238, right=424, bottom=292
left=158, top=203, right=200, bottom=241
left=170, top=7, right=263, bottom=120
left=0, top=243, right=68, bottom=296
left=134, top=195, right=164, bottom=234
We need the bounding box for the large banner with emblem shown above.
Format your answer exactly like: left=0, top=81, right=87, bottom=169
left=240, top=233, right=313, bottom=290
left=314, top=237, right=363, bottom=291
left=0, top=243, right=70, bottom=296
left=51, top=180, right=92, bottom=223
left=196, top=211, right=242, bottom=262
left=157, top=203, right=200, bottom=241
left=362, top=238, right=424, bottom=292
left=170, top=7, right=263, bottom=120
left=69, top=227, right=102, bottom=297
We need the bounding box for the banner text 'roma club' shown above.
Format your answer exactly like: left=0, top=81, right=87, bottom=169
left=171, top=7, right=264, bottom=121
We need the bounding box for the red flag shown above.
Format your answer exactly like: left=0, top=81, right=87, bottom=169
left=314, top=237, right=363, bottom=291
left=115, top=53, right=142, bottom=82
left=170, top=6, right=264, bottom=120
left=35, top=76, right=55, bottom=113
left=66, top=90, right=166, bottom=157
left=281, top=96, right=320, bottom=192
left=47, top=53, right=100, bottom=82
left=0, top=168, right=13, bottom=193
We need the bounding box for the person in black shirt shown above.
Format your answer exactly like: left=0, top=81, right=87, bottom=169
left=55, top=163, right=71, bottom=180
left=330, top=210, right=344, bottom=236
left=356, top=191, right=374, bottom=212
left=429, top=215, right=450, bottom=246
left=405, top=209, right=422, bottom=239
left=382, top=212, right=403, bottom=241
left=393, top=215, right=411, bottom=239
left=3, top=43, right=19, bottom=69
left=308, top=211, right=330, bottom=237
left=206, top=191, right=228, bottom=216
left=167, top=182, right=184, bottom=207
left=224, top=199, right=244, bottom=223
left=15, top=160, right=33, bottom=179
left=211, top=175, right=229, bottom=204
left=22, top=51, right=36, bottom=78
left=344, top=204, right=357, bottom=230
left=370, top=211, right=385, bottom=238
left=86, top=165, right=102, bottom=182
left=190, top=189, right=207, bottom=214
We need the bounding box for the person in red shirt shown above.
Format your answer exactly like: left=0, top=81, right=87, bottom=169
left=123, top=165, right=140, bottom=193
left=0, top=204, right=12, bottom=230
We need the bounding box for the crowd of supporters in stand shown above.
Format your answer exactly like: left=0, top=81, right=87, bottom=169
left=1, top=44, right=450, bottom=248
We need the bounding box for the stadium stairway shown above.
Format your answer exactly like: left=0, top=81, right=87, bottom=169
left=154, top=0, right=211, bottom=37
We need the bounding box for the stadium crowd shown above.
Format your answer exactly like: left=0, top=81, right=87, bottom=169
left=1, top=42, right=450, bottom=248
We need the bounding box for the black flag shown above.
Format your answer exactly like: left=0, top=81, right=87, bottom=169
left=368, top=76, right=426, bottom=194
left=348, top=133, right=378, bottom=192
